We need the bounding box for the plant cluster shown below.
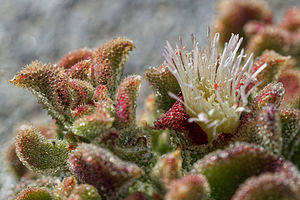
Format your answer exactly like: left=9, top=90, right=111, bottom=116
left=5, top=0, right=300, bottom=199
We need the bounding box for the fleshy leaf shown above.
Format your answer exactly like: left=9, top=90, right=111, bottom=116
left=252, top=82, right=285, bottom=111
left=252, top=50, right=288, bottom=89
left=280, top=7, right=300, bottom=32
left=281, top=108, right=300, bottom=168
left=214, top=0, right=272, bottom=47
left=235, top=82, right=284, bottom=143
left=93, top=85, right=112, bottom=102
left=145, top=63, right=180, bottom=113
left=68, top=59, right=92, bottom=82
left=72, top=112, right=114, bottom=140
left=10, top=61, right=71, bottom=125
left=14, top=176, right=62, bottom=196
left=15, top=125, right=69, bottom=174
left=151, top=149, right=182, bottom=186
left=124, top=192, right=147, bottom=200
left=255, top=104, right=282, bottom=154
left=193, top=142, right=293, bottom=200
left=165, top=174, right=210, bottom=200
left=68, top=184, right=101, bottom=200
left=54, top=176, right=77, bottom=198
left=91, top=37, right=135, bottom=98
left=232, top=173, right=300, bottom=200
left=93, top=85, right=115, bottom=114
left=115, top=75, right=141, bottom=128
left=244, top=21, right=268, bottom=37
left=106, top=129, right=153, bottom=167
left=68, top=143, right=143, bottom=198
left=71, top=85, right=115, bottom=139
left=71, top=105, right=94, bottom=118
left=139, top=94, right=156, bottom=126
left=246, top=26, right=289, bottom=57
left=58, top=48, right=93, bottom=70
left=280, top=68, right=300, bottom=107
left=68, top=78, right=94, bottom=110
left=16, top=187, right=53, bottom=200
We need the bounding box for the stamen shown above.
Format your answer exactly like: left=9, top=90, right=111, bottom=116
left=164, top=32, right=261, bottom=142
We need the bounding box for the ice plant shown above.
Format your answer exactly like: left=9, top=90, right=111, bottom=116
left=164, top=32, right=266, bottom=142
left=214, top=0, right=300, bottom=62
left=6, top=1, right=300, bottom=199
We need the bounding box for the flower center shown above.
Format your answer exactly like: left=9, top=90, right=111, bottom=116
left=164, top=32, right=266, bottom=142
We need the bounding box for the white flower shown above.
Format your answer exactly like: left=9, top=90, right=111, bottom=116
left=164, top=31, right=266, bottom=142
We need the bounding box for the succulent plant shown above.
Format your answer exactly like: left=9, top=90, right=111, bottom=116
left=214, top=0, right=300, bottom=59
left=214, top=0, right=300, bottom=83
left=6, top=1, right=300, bottom=199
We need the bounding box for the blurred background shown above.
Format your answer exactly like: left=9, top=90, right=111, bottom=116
left=0, top=0, right=299, bottom=198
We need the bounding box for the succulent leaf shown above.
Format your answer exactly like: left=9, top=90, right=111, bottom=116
left=68, top=78, right=94, bottom=110
left=68, top=184, right=101, bottom=200
left=67, top=59, right=92, bottom=82
left=109, top=139, right=153, bottom=168
left=124, top=192, right=147, bottom=200
left=255, top=104, right=282, bottom=154
left=139, top=94, right=156, bottom=126
left=252, top=50, right=289, bottom=89
left=252, top=82, right=285, bottom=111
left=236, top=83, right=284, bottom=144
left=55, top=176, right=77, bottom=199
left=151, top=130, right=173, bottom=155
left=151, top=149, right=182, bottom=186
left=232, top=173, right=300, bottom=200
left=280, top=68, right=300, bottom=107
left=71, top=105, right=94, bottom=118
left=15, top=125, right=69, bottom=174
left=16, top=187, right=53, bottom=200
left=244, top=21, right=268, bottom=37
left=115, top=75, right=141, bottom=128
left=91, top=37, right=135, bottom=98
left=93, top=85, right=115, bottom=115
left=193, top=142, right=291, bottom=200
left=214, top=0, right=272, bottom=47
left=10, top=61, right=72, bottom=125
left=68, top=143, right=143, bottom=198
left=246, top=26, right=289, bottom=57
left=281, top=108, right=300, bottom=168
left=145, top=63, right=180, bottom=113
left=280, top=7, right=300, bottom=32
left=165, top=174, right=210, bottom=200
left=93, top=85, right=112, bottom=102
left=72, top=112, right=114, bottom=140
left=58, top=48, right=93, bottom=70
